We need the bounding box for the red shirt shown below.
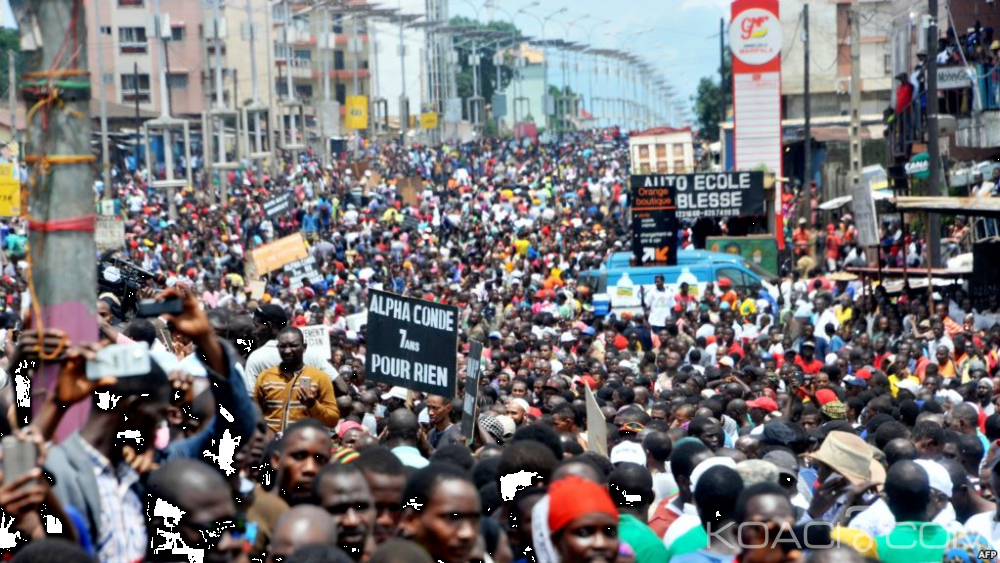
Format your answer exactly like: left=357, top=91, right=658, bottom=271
left=795, top=356, right=824, bottom=375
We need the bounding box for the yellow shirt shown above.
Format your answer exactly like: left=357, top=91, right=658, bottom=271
left=255, top=365, right=340, bottom=433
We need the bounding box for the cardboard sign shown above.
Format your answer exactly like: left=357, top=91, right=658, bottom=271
left=251, top=233, right=309, bottom=274
left=248, top=280, right=266, bottom=300
left=460, top=340, right=484, bottom=442
left=345, top=311, right=368, bottom=332
left=263, top=192, right=295, bottom=220
left=0, top=163, right=20, bottom=217
left=95, top=217, right=126, bottom=252
left=300, top=325, right=332, bottom=360
left=850, top=183, right=880, bottom=248
left=397, top=177, right=422, bottom=207
left=364, top=290, right=459, bottom=396
left=585, top=385, right=608, bottom=457
left=284, top=256, right=322, bottom=291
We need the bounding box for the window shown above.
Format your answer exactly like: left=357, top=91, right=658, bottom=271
left=673, top=160, right=686, bottom=172
left=716, top=268, right=750, bottom=291
left=118, top=0, right=143, bottom=6
left=294, top=49, right=312, bottom=61
left=167, top=73, right=189, bottom=90
left=118, top=27, right=148, bottom=53
left=673, top=145, right=684, bottom=158
left=170, top=26, right=185, bottom=42
left=102, top=73, right=114, bottom=85
left=334, top=50, right=345, bottom=70
left=656, top=162, right=668, bottom=173
left=656, top=144, right=668, bottom=159
left=295, top=85, right=313, bottom=100
left=100, top=26, right=112, bottom=36
left=639, top=145, right=649, bottom=158
left=121, top=73, right=150, bottom=103
left=336, top=83, right=346, bottom=105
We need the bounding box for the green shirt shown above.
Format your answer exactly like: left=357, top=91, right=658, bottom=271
left=619, top=513, right=671, bottom=563
left=874, top=522, right=951, bottom=563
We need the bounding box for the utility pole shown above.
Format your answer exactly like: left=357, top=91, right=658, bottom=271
left=284, top=0, right=299, bottom=151
left=153, top=0, right=177, bottom=219
left=246, top=0, right=263, bottom=156
left=24, top=0, right=98, bottom=436
left=927, top=0, right=942, bottom=267
left=212, top=0, right=228, bottom=203
left=322, top=5, right=331, bottom=165
left=849, top=5, right=861, bottom=188
left=92, top=0, right=111, bottom=190
left=719, top=18, right=726, bottom=127
left=399, top=15, right=408, bottom=144
left=802, top=3, right=812, bottom=222
left=133, top=62, right=141, bottom=170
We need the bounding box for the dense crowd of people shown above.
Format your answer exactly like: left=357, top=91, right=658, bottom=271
left=0, top=128, right=996, bottom=563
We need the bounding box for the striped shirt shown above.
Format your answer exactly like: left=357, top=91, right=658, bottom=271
left=255, top=365, right=340, bottom=433
left=79, top=439, right=146, bottom=563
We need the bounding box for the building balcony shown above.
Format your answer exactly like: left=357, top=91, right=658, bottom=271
left=312, top=69, right=370, bottom=80
left=275, top=58, right=313, bottom=79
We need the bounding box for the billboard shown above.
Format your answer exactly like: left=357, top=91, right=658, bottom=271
left=345, top=96, right=369, bottom=130
left=731, top=0, right=783, bottom=248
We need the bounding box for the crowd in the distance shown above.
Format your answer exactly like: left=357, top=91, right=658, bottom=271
left=0, top=129, right=995, bottom=563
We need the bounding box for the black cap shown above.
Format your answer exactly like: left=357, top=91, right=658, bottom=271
left=254, top=304, right=289, bottom=328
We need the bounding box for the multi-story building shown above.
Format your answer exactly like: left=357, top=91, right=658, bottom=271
left=629, top=126, right=695, bottom=175
left=86, top=0, right=208, bottom=122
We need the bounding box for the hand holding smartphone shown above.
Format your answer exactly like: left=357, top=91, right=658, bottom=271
left=2, top=434, right=37, bottom=486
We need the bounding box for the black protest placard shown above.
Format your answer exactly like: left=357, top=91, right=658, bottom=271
left=365, top=290, right=459, bottom=396
left=632, top=172, right=765, bottom=220
left=460, top=341, right=484, bottom=442
left=284, top=256, right=322, bottom=291
left=263, top=192, right=295, bottom=220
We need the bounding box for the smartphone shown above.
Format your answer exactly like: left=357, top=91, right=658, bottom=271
left=2, top=435, right=37, bottom=485
left=136, top=297, right=183, bottom=318
left=86, top=343, right=152, bottom=380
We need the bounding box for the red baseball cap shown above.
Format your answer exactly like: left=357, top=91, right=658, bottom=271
left=856, top=368, right=872, bottom=380
left=747, top=397, right=779, bottom=413
left=815, top=389, right=838, bottom=406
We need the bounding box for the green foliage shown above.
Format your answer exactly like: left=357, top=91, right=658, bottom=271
left=690, top=51, right=730, bottom=142
left=0, top=28, right=21, bottom=100
left=449, top=16, right=521, bottom=119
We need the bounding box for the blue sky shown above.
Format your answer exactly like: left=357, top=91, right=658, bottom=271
left=451, top=0, right=730, bottom=124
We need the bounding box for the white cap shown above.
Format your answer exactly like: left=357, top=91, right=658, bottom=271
left=914, top=460, right=953, bottom=498
left=610, top=441, right=646, bottom=466
left=385, top=386, right=408, bottom=402
left=690, top=457, right=737, bottom=493
left=509, top=398, right=530, bottom=414
left=896, top=379, right=920, bottom=395
left=559, top=332, right=576, bottom=343
left=718, top=356, right=734, bottom=368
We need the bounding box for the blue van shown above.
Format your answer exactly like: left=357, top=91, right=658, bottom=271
left=579, top=250, right=778, bottom=314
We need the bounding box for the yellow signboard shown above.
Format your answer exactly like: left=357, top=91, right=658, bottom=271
left=420, top=112, right=439, bottom=129
left=0, top=163, right=20, bottom=217
left=345, top=96, right=369, bottom=130
left=251, top=233, right=309, bottom=274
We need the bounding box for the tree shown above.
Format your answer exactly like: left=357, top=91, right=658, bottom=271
left=0, top=28, right=20, bottom=100
left=691, top=77, right=722, bottom=142
left=449, top=16, right=521, bottom=120
left=690, top=51, right=730, bottom=142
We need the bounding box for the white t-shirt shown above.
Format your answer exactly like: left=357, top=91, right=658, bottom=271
left=644, top=287, right=673, bottom=327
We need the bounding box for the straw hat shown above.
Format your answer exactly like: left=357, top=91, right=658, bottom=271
left=805, top=431, right=886, bottom=485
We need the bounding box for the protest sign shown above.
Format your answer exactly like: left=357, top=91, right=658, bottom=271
left=263, top=192, right=295, bottom=220
left=95, top=217, right=126, bottom=252
left=460, top=341, right=484, bottom=442
left=585, top=386, right=608, bottom=457
left=300, top=325, right=332, bottom=360
left=364, top=290, right=459, bottom=396
left=251, top=233, right=309, bottom=274
left=283, top=256, right=322, bottom=290
left=345, top=311, right=368, bottom=332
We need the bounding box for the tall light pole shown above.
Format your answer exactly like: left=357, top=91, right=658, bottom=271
left=522, top=7, right=566, bottom=131
left=584, top=19, right=610, bottom=119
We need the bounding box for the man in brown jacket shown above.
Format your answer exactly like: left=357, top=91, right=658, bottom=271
left=255, top=326, right=340, bottom=433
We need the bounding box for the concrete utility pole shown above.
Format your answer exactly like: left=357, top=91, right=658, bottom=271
left=848, top=5, right=861, bottom=188
left=927, top=0, right=942, bottom=267
left=246, top=0, right=263, bottom=155
left=213, top=0, right=229, bottom=202
left=92, top=0, right=111, bottom=191
left=399, top=15, right=408, bottom=144
left=322, top=5, right=331, bottom=165
left=24, top=0, right=98, bottom=435
left=153, top=0, right=177, bottom=219
left=803, top=3, right=812, bottom=213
